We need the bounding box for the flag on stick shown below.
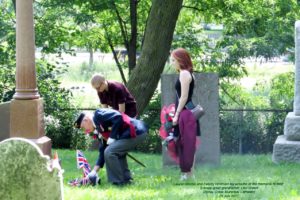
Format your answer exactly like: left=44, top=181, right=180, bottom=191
left=76, top=150, right=91, bottom=177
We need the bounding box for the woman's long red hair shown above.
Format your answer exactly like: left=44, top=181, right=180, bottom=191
left=171, top=48, right=193, bottom=72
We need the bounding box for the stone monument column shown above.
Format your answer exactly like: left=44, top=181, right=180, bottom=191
left=13, top=0, right=39, bottom=100
left=295, top=21, right=300, bottom=116
left=10, top=0, right=51, bottom=156
left=272, top=21, right=300, bottom=163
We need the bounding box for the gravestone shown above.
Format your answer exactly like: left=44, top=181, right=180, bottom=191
left=161, top=73, right=220, bottom=166
left=0, top=138, right=63, bottom=200
left=272, top=21, right=300, bottom=163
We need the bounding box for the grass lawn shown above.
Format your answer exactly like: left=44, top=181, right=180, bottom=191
left=57, top=149, right=300, bottom=200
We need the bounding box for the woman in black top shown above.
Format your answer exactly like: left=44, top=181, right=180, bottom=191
left=171, top=48, right=200, bottom=181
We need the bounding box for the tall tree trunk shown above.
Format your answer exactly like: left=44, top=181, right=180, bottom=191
left=88, top=47, right=94, bottom=68
left=127, top=0, right=183, bottom=114
left=128, top=0, right=138, bottom=75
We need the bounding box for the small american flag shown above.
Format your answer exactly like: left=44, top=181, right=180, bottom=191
left=76, top=150, right=91, bottom=177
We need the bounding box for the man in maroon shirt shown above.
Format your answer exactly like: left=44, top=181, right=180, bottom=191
left=91, top=74, right=137, bottom=117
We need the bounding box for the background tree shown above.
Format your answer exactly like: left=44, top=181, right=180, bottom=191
left=33, top=0, right=300, bottom=114
left=127, top=0, right=183, bottom=113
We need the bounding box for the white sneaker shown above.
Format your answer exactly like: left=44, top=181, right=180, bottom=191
left=180, top=173, right=188, bottom=181
left=180, top=172, right=195, bottom=181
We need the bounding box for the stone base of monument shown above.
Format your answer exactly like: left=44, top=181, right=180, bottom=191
left=284, top=112, right=300, bottom=141
left=0, top=102, right=10, bottom=141
left=8, top=99, right=52, bottom=157
left=30, top=136, right=52, bottom=157
left=0, top=101, right=52, bottom=157
left=10, top=99, right=45, bottom=138
left=272, top=135, right=300, bottom=163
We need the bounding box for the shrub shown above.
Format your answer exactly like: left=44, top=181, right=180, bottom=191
left=36, top=59, right=82, bottom=148
left=137, top=91, right=162, bottom=153
left=70, top=129, right=92, bottom=150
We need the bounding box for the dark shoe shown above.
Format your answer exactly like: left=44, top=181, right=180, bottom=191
left=124, top=179, right=133, bottom=185
left=112, top=182, right=124, bottom=186
left=112, top=180, right=132, bottom=186
left=124, top=177, right=133, bottom=182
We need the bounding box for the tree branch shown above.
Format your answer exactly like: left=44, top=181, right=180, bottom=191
left=111, top=1, right=129, bottom=50
left=104, top=25, right=127, bottom=84
left=220, top=84, right=242, bottom=106
left=182, top=5, right=203, bottom=12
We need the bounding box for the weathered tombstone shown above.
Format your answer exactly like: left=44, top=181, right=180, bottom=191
left=272, top=21, right=300, bottom=163
left=0, top=138, right=63, bottom=200
left=161, top=73, right=220, bottom=166
left=0, top=0, right=52, bottom=156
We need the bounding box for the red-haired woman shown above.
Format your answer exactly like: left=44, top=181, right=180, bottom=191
left=170, top=48, right=200, bottom=180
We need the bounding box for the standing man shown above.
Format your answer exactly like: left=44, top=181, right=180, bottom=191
left=74, top=108, right=147, bottom=186
left=91, top=74, right=137, bottom=118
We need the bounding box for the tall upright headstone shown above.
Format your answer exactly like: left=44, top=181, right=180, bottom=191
left=161, top=73, right=220, bottom=166
left=9, top=0, right=51, bottom=155
left=0, top=138, right=63, bottom=200
left=272, top=21, right=300, bottom=163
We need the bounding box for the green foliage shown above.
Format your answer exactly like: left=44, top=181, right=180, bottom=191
left=264, top=72, right=295, bottom=150
left=173, top=0, right=299, bottom=83
left=35, top=2, right=76, bottom=55
left=34, top=59, right=79, bottom=148
left=269, top=72, right=295, bottom=109
left=70, top=130, right=92, bottom=150
left=219, top=81, right=270, bottom=153
left=220, top=81, right=269, bottom=108
left=137, top=91, right=162, bottom=153
left=0, top=1, right=16, bottom=102
left=220, top=111, right=269, bottom=153
left=219, top=72, right=294, bottom=154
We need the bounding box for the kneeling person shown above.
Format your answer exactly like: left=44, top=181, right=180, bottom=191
left=74, top=108, right=148, bottom=185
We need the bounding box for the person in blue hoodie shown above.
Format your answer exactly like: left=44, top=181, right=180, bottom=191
left=74, top=108, right=148, bottom=186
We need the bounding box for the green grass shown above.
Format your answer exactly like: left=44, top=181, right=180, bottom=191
left=56, top=149, right=300, bottom=200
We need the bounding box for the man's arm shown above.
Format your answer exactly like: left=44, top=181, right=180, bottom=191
left=92, top=165, right=100, bottom=172
left=89, top=141, right=107, bottom=176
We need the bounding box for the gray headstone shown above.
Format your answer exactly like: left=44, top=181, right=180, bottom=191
left=161, top=73, right=220, bottom=166
left=0, top=138, right=63, bottom=200
left=273, top=21, right=300, bottom=163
